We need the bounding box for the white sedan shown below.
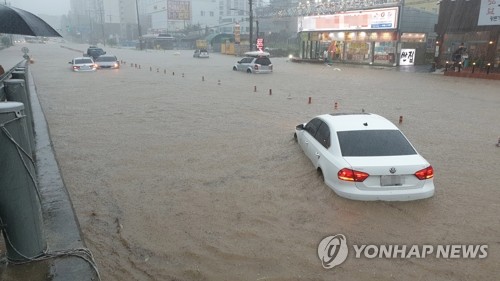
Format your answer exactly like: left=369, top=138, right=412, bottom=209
left=294, top=113, right=434, bottom=201
left=69, top=57, right=96, bottom=72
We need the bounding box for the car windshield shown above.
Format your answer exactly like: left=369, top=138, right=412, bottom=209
left=75, top=59, right=93, bottom=64
left=337, top=130, right=417, bottom=156
left=96, top=56, right=116, bottom=62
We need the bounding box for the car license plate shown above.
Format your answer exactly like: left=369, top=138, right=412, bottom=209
left=380, top=175, right=404, bottom=186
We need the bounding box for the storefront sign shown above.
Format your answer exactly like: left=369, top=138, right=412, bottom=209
left=298, top=7, right=399, bottom=32
left=400, top=49, right=415, bottom=66
left=478, top=0, right=500, bottom=26
left=256, top=38, right=264, bottom=51
left=234, top=24, right=240, bottom=44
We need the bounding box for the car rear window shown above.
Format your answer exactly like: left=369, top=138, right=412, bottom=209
left=255, top=57, right=271, bottom=65
left=75, top=59, right=93, bottom=64
left=337, top=130, right=417, bottom=157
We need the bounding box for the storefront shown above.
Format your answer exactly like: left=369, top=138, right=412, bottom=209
left=297, top=6, right=437, bottom=66
left=298, top=7, right=401, bottom=66
left=436, top=0, right=500, bottom=69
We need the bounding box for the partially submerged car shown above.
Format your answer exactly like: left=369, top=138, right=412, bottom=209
left=95, top=54, right=120, bottom=69
left=69, top=57, right=97, bottom=72
left=193, top=49, right=209, bottom=58
left=84, top=46, right=106, bottom=60
left=294, top=113, right=434, bottom=201
left=233, top=51, right=273, bottom=74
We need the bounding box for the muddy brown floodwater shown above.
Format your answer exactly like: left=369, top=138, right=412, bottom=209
left=2, top=42, right=500, bottom=280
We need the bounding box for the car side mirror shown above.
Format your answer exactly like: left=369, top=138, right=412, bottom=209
left=237, top=61, right=241, bottom=64
left=296, top=124, right=304, bottom=130
left=68, top=61, right=72, bottom=64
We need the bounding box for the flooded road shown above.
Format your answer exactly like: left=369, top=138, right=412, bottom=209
left=3, top=42, right=500, bottom=280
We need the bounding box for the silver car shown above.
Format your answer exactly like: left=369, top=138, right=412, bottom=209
left=95, top=55, right=120, bottom=69
left=233, top=56, right=273, bottom=74
left=193, top=49, right=209, bottom=58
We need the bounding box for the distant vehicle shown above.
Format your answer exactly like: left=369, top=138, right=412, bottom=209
left=84, top=46, right=106, bottom=60
left=233, top=53, right=273, bottom=74
left=69, top=57, right=97, bottom=72
left=193, top=49, right=209, bottom=58
left=95, top=54, right=120, bottom=69
left=294, top=113, right=435, bottom=201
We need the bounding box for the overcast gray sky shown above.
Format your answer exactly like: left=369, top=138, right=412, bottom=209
left=8, top=0, right=70, bottom=16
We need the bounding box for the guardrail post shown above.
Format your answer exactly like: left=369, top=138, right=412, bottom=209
left=4, top=79, right=35, bottom=158
left=0, top=102, right=46, bottom=261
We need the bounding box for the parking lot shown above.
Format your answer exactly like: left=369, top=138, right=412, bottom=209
left=2, top=42, right=500, bottom=280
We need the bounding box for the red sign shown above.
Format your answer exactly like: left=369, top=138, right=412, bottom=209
left=256, top=38, right=264, bottom=51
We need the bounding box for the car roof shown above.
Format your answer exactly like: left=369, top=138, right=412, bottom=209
left=74, top=57, right=92, bottom=60
left=318, top=113, right=398, bottom=132
left=244, top=51, right=270, bottom=57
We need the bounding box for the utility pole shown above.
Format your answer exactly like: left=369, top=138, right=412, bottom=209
left=249, top=0, right=253, bottom=51
left=135, top=0, right=143, bottom=50
left=98, top=0, right=105, bottom=46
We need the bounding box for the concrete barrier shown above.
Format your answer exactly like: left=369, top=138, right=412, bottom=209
left=0, top=101, right=46, bottom=261
left=3, top=78, right=35, bottom=157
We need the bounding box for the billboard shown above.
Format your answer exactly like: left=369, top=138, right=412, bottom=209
left=167, top=0, right=191, bottom=21
left=478, top=0, right=500, bottom=26
left=298, top=7, right=399, bottom=32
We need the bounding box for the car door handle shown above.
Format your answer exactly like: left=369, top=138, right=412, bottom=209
left=305, top=141, right=309, bottom=144
left=315, top=152, right=320, bottom=158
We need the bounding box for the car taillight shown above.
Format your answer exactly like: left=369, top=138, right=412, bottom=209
left=415, top=166, right=434, bottom=180
left=338, top=168, right=369, bottom=182
left=73, top=66, right=79, bottom=70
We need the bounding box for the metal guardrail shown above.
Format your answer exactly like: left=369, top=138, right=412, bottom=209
left=1, top=60, right=27, bottom=101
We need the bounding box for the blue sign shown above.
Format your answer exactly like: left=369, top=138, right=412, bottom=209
left=371, top=23, right=393, bottom=28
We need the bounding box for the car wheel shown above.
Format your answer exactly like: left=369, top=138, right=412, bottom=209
left=233, top=66, right=237, bottom=71
left=246, top=69, right=252, bottom=73
left=317, top=168, right=325, bottom=182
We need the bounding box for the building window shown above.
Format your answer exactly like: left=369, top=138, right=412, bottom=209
left=210, top=11, right=214, bottom=17
left=201, top=11, right=205, bottom=16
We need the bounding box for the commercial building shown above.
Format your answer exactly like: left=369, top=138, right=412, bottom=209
left=435, top=0, right=500, bottom=69
left=296, top=1, right=438, bottom=66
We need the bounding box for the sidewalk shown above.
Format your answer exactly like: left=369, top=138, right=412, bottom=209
left=442, top=66, right=500, bottom=80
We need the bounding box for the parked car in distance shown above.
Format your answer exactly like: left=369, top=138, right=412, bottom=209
left=294, top=113, right=435, bottom=201
left=233, top=52, right=273, bottom=74
left=69, top=57, right=97, bottom=72
left=193, top=49, right=209, bottom=58
left=95, top=54, right=120, bottom=69
left=84, top=46, right=106, bottom=60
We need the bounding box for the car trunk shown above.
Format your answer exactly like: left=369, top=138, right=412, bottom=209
left=343, top=155, right=430, bottom=190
